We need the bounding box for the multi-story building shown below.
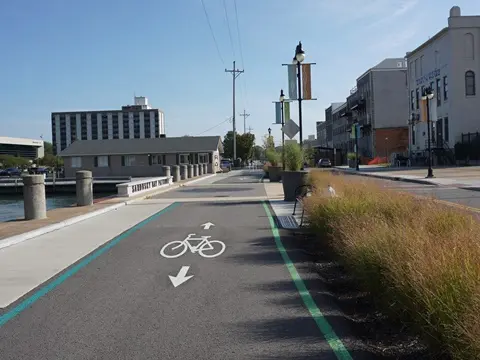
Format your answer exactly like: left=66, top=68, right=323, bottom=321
left=0, top=137, right=44, bottom=160
left=332, top=59, right=409, bottom=161
left=51, top=96, right=165, bottom=155
left=316, top=121, right=327, bottom=147
left=406, top=6, right=480, bottom=163
left=332, top=102, right=348, bottom=154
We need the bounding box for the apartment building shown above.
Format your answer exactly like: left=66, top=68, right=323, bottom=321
left=407, top=6, right=480, bottom=160
left=51, top=96, right=165, bottom=155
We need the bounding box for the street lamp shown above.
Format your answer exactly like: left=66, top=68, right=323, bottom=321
left=421, top=86, right=435, bottom=178
left=293, top=41, right=305, bottom=150
left=280, top=89, right=286, bottom=171
left=268, top=127, right=271, bottom=137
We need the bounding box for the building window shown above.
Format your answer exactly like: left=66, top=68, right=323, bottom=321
left=121, top=155, right=136, bottom=166
left=198, top=153, right=208, bottom=163
left=71, top=157, right=82, bottom=168
left=179, top=154, right=190, bottom=164
left=444, top=117, right=449, bottom=142
left=436, top=78, right=441, bottom=106
left=410, top=90, right=415, bottom=110
left=94, top=155, right=109, bottom=167
left=415, top=88, right=420, bottom=109
left=443, top=76, right=448, bottom=100
left=412, top=125, right=416, bottom=146
left=150, top=154, right=164, bottom=165
left=466, top=71, right=476, bottom=96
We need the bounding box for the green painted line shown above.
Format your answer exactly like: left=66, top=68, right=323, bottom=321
left=0, top=202, right=179, bottom=328
left=262, top=201, right=353, bottom=360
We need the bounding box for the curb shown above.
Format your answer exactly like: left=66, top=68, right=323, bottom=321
left=0, top=173, right=217, bottom=250
left=333, top=169, right=438, bottom=186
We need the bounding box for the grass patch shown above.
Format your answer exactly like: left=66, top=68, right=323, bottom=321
left=305, top=171, right=480, bottom=359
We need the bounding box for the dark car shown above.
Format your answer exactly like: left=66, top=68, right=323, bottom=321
left=0, top=167, right=22, bottom=177
left=317, top=158, right=332, bottom=168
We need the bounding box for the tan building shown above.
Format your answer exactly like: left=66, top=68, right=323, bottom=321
left=59, top=136, right=223, bottom=178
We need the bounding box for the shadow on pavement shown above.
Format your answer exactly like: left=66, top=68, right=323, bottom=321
left=178, top=187, right=254, bottom=193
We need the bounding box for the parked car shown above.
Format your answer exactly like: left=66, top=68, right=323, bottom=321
left=317, top=158, right=332, bottom=168
left=0, top=167, right=22, bottom=177
left=220, top=159, right=232, bottom=172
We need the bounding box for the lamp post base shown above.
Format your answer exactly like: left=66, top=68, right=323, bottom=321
left=426, top=167, right=434, bottom=178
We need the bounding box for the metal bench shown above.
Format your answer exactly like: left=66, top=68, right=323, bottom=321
left=292, top=184, right=315, bottom=227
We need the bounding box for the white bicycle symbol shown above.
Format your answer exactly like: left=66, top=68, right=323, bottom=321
left=160, top=233, right=226, bottom=259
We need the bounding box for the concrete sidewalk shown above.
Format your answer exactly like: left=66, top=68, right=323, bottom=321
left=0, top=173, right=217, bottom=243
left=334, top=166, right=480, bottom=190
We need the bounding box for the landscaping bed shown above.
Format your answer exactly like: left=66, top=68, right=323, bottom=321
left=303, top=170, right=480, bottom=360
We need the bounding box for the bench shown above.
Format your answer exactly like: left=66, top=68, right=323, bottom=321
left=292, top=184, right=315, bottom=227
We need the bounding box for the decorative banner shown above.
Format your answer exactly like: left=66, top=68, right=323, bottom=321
left=420, top=99, right=427, bottom=122
left=302, top=64, right=312, bottom=100
left=287, top=65, right=298, bottom=100
left=350, top=124, right=356, bottom=139
left=283, top=102, right=290, bottom=124
left=275, top=102, right=282, bottom=124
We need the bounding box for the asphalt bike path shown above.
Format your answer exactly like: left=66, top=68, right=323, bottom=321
left=0, top=171, right=366, bottom=359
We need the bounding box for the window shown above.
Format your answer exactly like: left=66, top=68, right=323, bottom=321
left=443, top=76, right=448, bottom=100
left=179, top=154, right=190, bottom=164
left=420, top=55, right=424, bottom=75
left=436, top=78, right=441, bottom=106
left=415, top=88, right=420, bottom=109
left=151, top=154, right=164, bottom=165
left=121, top=155, right=136, bottom=166
left=71, top=157, right=82, bottom=168
left=466, top=71, right=476, bottom=96
left=412, top=126, right=416, bottom=146
left=410, top=90, right=415, bottom=110
left=198, top=153, right=208, bottom=163
left=444, top=117, right=449, bottom=142
left=94, top=155, right=109, bottom=167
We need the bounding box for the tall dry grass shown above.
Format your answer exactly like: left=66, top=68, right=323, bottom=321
left=305, top=170, right=480, bottom=359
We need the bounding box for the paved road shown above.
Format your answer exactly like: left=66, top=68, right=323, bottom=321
left=377, top=179, right=480, bottom=210
left=0, top=170, right=369, bottom=360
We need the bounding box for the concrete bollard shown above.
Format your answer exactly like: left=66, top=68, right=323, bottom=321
left=188, top=164, right=194, bottom=178
left=22, top=175, right=47, bottom=220
left=172, top=165, right=181, bottom=182
left=193, top=164, right=199, bottom=177
left=181, top=165, right=188, bottom=180
left=163, top=166, right=171, bottom=180
left=203, top=163, right=208, bottom=174
left=76, top=170, right=93, bottom=206
left=199, top=163, right=204, bottom=176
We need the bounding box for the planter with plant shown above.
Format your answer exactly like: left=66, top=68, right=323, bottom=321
left=282, top=143, right=309, bottom=201
left=347, top=152, right=358, bottom=168
left=266, top=149, right=282, bottom=182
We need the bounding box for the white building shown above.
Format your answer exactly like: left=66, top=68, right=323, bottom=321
left=406, top=6, right=480, bottom=157
left=0, top=136, right=44, bottom=159
left=51, top=97, right=165, bottom=155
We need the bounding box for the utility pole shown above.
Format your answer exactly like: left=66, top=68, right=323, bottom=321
left=225, top=61, right=244, bottom=164
left=247, top=126, right=253, bottom=133
left=239, top=109, right=250, bottom=133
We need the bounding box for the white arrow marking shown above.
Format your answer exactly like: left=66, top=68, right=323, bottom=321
left=201, top=222, right=215, bottom=230
left=169, top=266, right=194, bottom=288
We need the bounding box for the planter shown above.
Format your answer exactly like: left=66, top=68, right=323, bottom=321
left=268, top=166, right=282, bottom=182
left=282, top=170, right=309, bottom=201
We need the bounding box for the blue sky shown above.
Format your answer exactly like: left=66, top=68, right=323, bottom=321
left=1, top=0, right=479, bottom=145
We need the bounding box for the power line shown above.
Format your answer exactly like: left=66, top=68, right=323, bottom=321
left=225, top=61, right=244, bottom=161
left=222, top=0, right=235, bottom=59
left=200, top=0, right=225, bottom=66
left=239, top=109, right=250, bottom=133
left=196, top=117, right=232, bottom=136
left=233, top=0, right=244, bottom=68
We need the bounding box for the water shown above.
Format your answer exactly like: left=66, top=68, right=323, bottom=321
left=0, top=193, right=114, bottom=222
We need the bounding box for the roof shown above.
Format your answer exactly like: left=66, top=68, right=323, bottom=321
left=357, top=58, right=407, bottom=82
left=0, top=136, right=44, bottom=147
left=59, top=136, right=223, bottom=157
left=406, top=27, right=448, bottom=59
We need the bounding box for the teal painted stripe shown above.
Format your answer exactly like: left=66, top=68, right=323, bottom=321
left=262, top=202, right=353, bottom=360
left=0, top=202, right=179, bottom=327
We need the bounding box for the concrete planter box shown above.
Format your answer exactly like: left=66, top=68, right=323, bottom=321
left=282, top=170, right=309, bottom=201
left=268, top=166, right=282, bottom=182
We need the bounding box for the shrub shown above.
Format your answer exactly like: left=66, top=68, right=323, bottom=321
left=266, top=148, right=280, bottom=167
left=306, top=170, right=480, bottom=359
left=284, top=142, right=304, bottom=171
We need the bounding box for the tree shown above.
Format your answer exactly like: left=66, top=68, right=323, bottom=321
left=43, top=141, right=54, bottom=156
left=38, top=154, right=64, bottom=169
left=0, top=155, right=30, bottom=168
left=253, top=145, right=264, bottom=160
left=262, top=134, right=275, bottom=150
left=222, top=131, right=255, bottom=163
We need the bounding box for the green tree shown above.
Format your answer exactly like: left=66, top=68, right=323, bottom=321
left=38, top=154, right=64, bottom=169
left=262, top=134, right=275, bottom=150
left=43, top=141, right=54, bottom=155
left=0, top=155, right=30, bottom=168
left=253, top=145, right=264, bottom=160
left=222, top=131, right=255, bottom=163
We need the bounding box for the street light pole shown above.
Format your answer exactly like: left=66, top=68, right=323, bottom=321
left=422, top=87, right=435, bottom=178
left=280, top=89, right=285, bottom=171
left=294, top=42, right=305, bottom=148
